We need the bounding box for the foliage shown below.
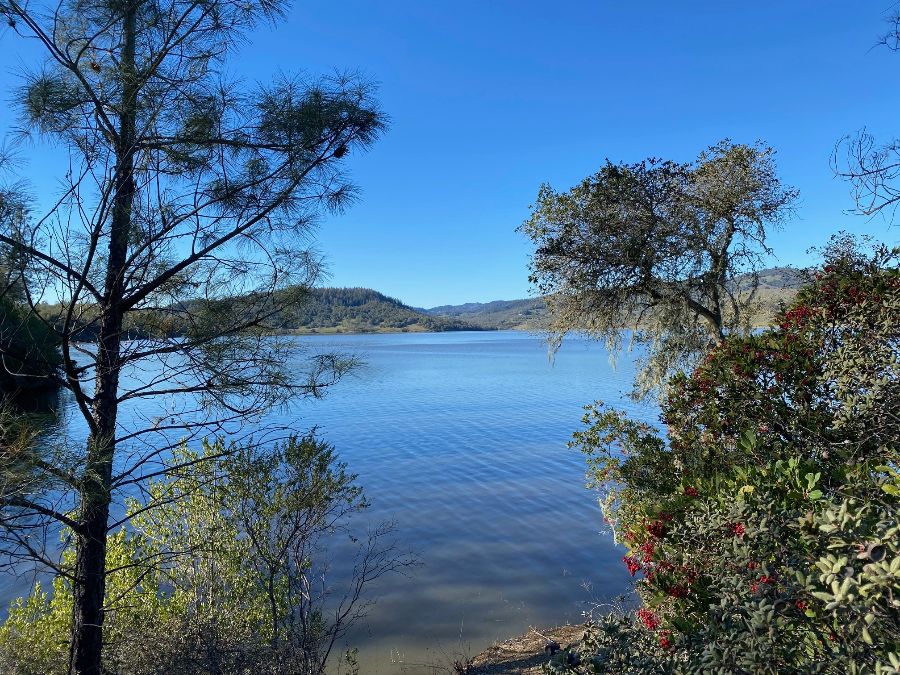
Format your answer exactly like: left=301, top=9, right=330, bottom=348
left=521, top=140, right=797, bottom=399
left=0, top=0, right=386, bottom=667
left=274, top=287, right=484, bottom=332
left=0, top=295, right=61, bottom=396
left=0, top=433, right=412, bottom=674
left=550, top=240, right=900, bottom=673
left=0, top=185, right=61, bottom=396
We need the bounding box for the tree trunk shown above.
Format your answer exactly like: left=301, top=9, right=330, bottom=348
left=70, top=310, right=124, bottom=673
left=70, top=476, right=112, bottom=674
left=69, top=0, right=137, bottom=670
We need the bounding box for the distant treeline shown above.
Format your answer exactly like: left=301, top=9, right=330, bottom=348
left=27, top=267, right=805, bottom=345
left=31, top=287, right=487, bottom=342
left=264, top=287, right=488, bottom=333
left=0, top=295, right=62, bottom=397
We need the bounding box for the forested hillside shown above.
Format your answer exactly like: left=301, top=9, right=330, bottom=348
left=267, top=287, right=486, bottom=333
left=30, top=268, right=805, bottom=344
left=425, top=298, right=547, bottom=329
left=35, top=287, right=486, bottom=339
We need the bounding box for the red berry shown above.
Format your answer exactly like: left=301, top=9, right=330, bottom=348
left=659, top=633, right=672, bottom=649
left=637, top=608, right=660, bottom=631
left=623, top=556, right=641, bottom=576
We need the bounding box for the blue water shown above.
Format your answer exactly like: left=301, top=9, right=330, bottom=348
left=270, top=331, right=654, bottom=671
left=2, top=330, right=658, bottom=672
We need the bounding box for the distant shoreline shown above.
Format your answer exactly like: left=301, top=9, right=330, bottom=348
left=270, top=325, right=502, bottom=336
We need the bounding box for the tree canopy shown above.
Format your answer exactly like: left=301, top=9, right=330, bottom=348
left=549, top=239, right=900, bottom=674
left=521, top=140, right=797, bottom=398
left=0, top=0, right=386, bottom=670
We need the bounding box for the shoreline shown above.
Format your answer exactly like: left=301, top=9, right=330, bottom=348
left=270, top=325, right=504, bottom=336
left=463, top=624, right=585, bottom=674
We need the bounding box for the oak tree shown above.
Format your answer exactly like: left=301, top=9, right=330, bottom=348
left=521, top=141, right=797, bottom=398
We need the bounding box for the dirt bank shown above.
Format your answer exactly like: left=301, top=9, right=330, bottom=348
left=464, top=624, right=584, bottom=674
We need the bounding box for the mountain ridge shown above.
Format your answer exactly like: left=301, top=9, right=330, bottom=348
left=267, top=287, right=489, bottom=334
left=421, top=266, right=806, bottom=330
left=34, top=267, right=807, bottom=339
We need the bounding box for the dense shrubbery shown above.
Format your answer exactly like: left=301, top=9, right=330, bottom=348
left=548, top=241, right=900, bottom=674
left=0, top=434, right=411, bottom=675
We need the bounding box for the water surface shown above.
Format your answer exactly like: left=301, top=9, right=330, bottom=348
left=271, top=331, right=654, bottom=671
left=3, top=330, right=658, bottom=673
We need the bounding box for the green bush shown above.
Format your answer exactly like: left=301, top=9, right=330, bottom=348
left=551, top=241, right=900, bottom=674
left=0, top=433, right=409, bottom=675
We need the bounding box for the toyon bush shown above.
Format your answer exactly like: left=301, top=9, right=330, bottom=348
left=548, top=239, right=900, bottom=674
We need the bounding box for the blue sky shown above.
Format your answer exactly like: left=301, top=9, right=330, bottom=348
left=2, top=1, right=900, bottom=306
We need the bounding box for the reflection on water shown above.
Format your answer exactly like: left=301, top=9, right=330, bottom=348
left=1, top=331, right=657, bottom=673
left=1, top=386, right=63, bottom=416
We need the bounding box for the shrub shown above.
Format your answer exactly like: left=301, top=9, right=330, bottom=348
left=0, top=433, right=412, bottom=675
left=551, top=240, right=900, bottom=674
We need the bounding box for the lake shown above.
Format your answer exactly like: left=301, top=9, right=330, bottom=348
left=273, top=331, right=655, bottom=671
left=3, top=330, right=658, bottom=673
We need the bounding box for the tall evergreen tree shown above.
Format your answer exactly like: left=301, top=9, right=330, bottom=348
left=0, top=0, right=385, bottom=671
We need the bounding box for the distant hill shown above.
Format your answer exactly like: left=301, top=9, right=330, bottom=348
left=267, top=287, right=487, bottom=334
left=746, top=266, right=806, bottom=324
left=36, top=287, right=488, bottom=340
left=424, top=298, right=548, bottom=330
left=755, top=266, right=806, bottom=290
left=35, top=267, right=808, bottom=340
left=424, top=266, right=807, bottom=330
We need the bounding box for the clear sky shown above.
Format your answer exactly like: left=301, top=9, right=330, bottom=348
left=2, top=1, right=900, bottom=307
